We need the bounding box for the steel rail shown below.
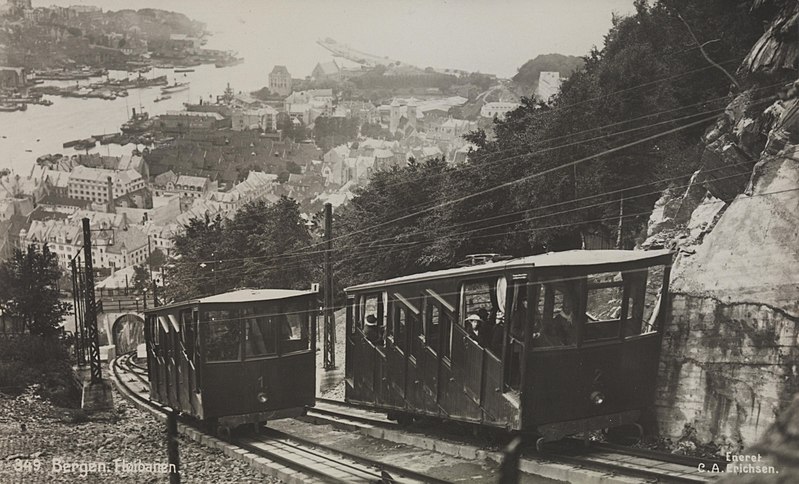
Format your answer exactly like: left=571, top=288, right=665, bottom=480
left=112, top=354, right=440, bottom=483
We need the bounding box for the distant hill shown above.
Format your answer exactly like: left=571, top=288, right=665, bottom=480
left=512, top=53, right=584, bottom=96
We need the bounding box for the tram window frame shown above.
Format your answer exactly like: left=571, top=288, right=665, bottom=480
left=280, top=298, right=311, bottom=355
left=530, top=279, right=580, bottom=350
left=204, top=308, right=242, bottom=363
left=243, top=304, right=277, bottom=359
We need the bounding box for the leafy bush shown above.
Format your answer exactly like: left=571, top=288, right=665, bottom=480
left=0, top=335, right=80, bottom=407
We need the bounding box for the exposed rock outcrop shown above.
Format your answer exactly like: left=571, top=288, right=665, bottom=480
left=651, top=0, right=799, bottom=453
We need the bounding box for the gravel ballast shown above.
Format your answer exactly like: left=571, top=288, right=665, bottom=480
left=0, top=386, right=280, bottom=483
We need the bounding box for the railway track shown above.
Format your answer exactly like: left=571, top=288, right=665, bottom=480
left=309, top=398, right=723, bottom=483
left=111, top=354, right=445, bottom=483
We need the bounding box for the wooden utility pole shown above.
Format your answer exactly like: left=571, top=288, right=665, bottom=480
left=167, top=410, right=181, bottom=483
left=323, top=203, right=335, bottom=370
left=616, top=193, right=625, bottom=249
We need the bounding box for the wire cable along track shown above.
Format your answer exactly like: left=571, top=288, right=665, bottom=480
left=110, top=353, right=443, bottom=483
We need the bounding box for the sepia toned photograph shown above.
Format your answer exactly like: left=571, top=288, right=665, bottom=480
left=0, top=0, right=797, bottom=482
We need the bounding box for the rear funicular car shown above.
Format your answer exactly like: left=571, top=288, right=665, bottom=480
left=144, top=288, right=318, bottom=434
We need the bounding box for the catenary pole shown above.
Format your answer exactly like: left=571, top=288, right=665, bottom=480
left=82, top=218, right=102, bottom=383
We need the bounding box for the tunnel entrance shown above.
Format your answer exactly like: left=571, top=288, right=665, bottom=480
left=111, top=314, right=145, bottom=354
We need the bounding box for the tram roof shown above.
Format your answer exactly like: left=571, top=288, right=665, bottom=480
left=145, top=288, right=317, bottom=313
left=345, top=249, right=673, bottom=293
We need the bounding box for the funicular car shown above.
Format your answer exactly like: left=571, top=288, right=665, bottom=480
left=344, top=249, right=673, bottom=445
left=144, top=288, right=318, bottom=434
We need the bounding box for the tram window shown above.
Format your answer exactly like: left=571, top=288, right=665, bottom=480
left=180, top=309, right=194, bottom=360
left=410, top=307, right=422, bottom=359
left=586, top=272, right=624, bottom=320
left=584, top=272, right=624, bottom=342
left=425, top=302, right=441, bottom=354
left=625, top=267, right=663, bottom=337
left=643, top=266, right=664, bottom=332
left=243, top=305, right=276, bottom=357
left=441, top=311, right=452, bottom=360
left=460, top=279, right=502, bottom=349
left=359, top=294, right=379, bottom=328
left=393, top=305, right=408, bottom=352
left=461, top=280, right=494, bottom=324
left=205, top=310, right=241, bottom=362
left=281, top=300, right=310, bottom=353
left=532, top=282, right=577, bottom=348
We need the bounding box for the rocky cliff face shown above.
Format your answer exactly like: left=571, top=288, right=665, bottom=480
left=648, top=0, right=799, bottom=452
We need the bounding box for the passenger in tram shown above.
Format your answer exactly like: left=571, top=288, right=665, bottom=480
left=476, top=307, right=493, bottom=348
left=464, top=313, right=483, bottom=342
left=538, top=295, right=575, bottom=346
left=364, top=314, right=382, bottom=343
left=489, top=311, right=505, bottom=356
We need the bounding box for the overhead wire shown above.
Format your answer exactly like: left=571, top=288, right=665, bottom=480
left=170, top=180, right=798, bottom=320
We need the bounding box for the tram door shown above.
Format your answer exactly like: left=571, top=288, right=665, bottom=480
left=405, top=295, right=436, bottom=413
left=418, top=290, right=452, bottom=414
left=178, top=309, right=195, bottom=414
left=145, top=316, right=161, bottom=401
left=166, top=314, right=181, bottom=409
left=385, top=293, right=412, bottom=403
left=155, top=317, right=169, bottom=405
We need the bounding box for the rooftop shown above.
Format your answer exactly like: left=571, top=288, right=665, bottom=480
left=175, top=175, right=209, bottom=188
left=346, top=249, right=673, bottom=292
left=146, top=288, right=318, bottom=312
left=163, top=111, right=225, bottom=120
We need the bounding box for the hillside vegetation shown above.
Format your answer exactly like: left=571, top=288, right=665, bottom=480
left=332, top=0, right=765, bottom=289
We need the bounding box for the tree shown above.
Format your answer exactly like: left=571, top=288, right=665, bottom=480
left=132, top=264, right=150, bottom=294
left=147, top=248, right=167, bottom=269
left=327, top=0, right=765, bottom=284
left=1, top=245, right=71, bottom=336
left=164, top=198, right=317, bottom=302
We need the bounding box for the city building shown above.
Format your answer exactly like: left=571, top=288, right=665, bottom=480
left=17, top=214, right=145, bottom=272
left=152, top=171, right=215, bottom=198
left=269, top=65, right=292, bottom=96
left=67, top=165, right=146, bottom=205
left=158, top=111, right=226, bottom=132
left=311, top=60, right=341, bottom=82
left=167, top=34, right=201, bottom=55
left=232, top=106, right=278, bottom=131
left=481, top=102, right=521, bottom=120
left=428, top=117, right=477, bottom=142
left=535, top=71, right=563, bottom=103
left=0, top=66, right=27, bottom=89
